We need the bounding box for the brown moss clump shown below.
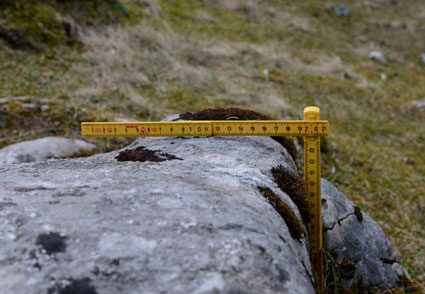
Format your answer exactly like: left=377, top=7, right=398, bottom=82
left=115, top=146, right=183, bottom=162
left=180, top=107, right=298, bottom=161
left=271, top=166, right=310, bottom=224
left=180, top=107, right=271, bottom=121
left=257, top=186, right=304, bottom=240
left=354, top=206, right=363, bottom=222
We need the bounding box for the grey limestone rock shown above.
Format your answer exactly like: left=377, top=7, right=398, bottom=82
left=368, top=51, right=387, bottom=65
left=325, top=4, right=352, bottom=16
left=0, top=137, right=96, bottom=165
left=0, top=133, right=407, bottom=293
left=416, top=101, right=425, bottom=109
left=0, top=135, right=315, bottom=294
left=420, top=53, right=425, bottom=65
left=322, top=179, right=408, bottom=290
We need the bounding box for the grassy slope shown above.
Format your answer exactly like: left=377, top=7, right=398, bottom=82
left=0, top=0, right=424, bottom=286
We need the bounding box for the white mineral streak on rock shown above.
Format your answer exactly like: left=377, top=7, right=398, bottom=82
left=98, top=232, right=157, bottom=258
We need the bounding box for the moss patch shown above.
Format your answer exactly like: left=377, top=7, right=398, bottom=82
left=180, top=107, right=298, bottom=161
left=257, top=186, right=304, bottom=240
left=271, top=166, right=310, bottom=225
left=354, top=206, right=363, bottom=222
left=116, top=146, right=183, bottom=162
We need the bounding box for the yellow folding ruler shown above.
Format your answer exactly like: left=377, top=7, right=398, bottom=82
left=81, top=106, right=329, bottom=294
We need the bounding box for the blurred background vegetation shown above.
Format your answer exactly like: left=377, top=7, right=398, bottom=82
left=0, top=0, right=424, bottom=291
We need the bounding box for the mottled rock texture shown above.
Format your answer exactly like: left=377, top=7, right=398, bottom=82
left=0, top=136, right=314, bottom=294
left=0, top=134, right=406, bottom=294
left=322, top=180, right=408, bottom=291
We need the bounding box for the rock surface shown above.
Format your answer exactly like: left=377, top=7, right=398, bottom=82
left=322, top=179, right=408, bottom=290
left=420, top=53, right=425, bottom=64
left=325, top=4, right=352, bottom=17
left=0, top=136, right=315, bottom=294
left=0, top=134, right=407, bottom=293
left=368, top=51, right=387, bottom=65
left=0, top=137, right=96, bottom=164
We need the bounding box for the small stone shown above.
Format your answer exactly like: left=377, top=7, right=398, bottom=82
left=368, top=51, right=387, bottom=65
left=402, top=157, right=415, bottom=165
left=326, top=4, right=352, bottom=16
left=21, top=103, right=39, bottom=110
left=416, top=101, right=425, bottom=108
left=263, top=69, right=269, bottom=81
left=420, top=53, right=425, bottom=64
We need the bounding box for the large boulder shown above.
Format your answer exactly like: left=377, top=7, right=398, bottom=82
left=0, top=133, right=408, bottom=293
left=0, top=135, right=314, bottom=294
left=322, top=179, right=409, bottom=291
left=0, top=137, right=96, bottom=165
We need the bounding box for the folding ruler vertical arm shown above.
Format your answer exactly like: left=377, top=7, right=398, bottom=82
left=304, top=106, right=323, bottom=294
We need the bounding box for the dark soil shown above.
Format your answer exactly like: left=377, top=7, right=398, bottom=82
left=0, top=26, right=40, bottom=51
left=115, top=146, right=183, bottom=162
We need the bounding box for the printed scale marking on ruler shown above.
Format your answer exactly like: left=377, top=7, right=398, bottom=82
left=81, top=106, right=329, bottom=294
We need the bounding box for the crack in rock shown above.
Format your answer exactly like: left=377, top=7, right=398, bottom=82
left=323, top=212, right=356, bottom=232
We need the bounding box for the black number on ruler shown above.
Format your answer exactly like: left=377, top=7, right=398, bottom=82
left=205, top=127, right=209, bottom=132
left=309, top=192, right=315, bottom=197
left=310, top=159, right=315, bottom=164
left=309, top=170, right=315, bottom=175
left=159, top=127, right=162, bottom=132
left=251, top=126, right=255, bottom=131
left=274, top=126, right=278, bottom=131
left=227, top=126, right=232, bottom=131
left=216, top=126, right=220, bottom=131
left=262, top=126, right=267, bottom=131
left=298, top=126, right=302, bottom=131
left=286, top=126, right=291, bottom=131
left=322, top=126, right=327, bottom=131
left=310, top=148, right=314, bottom=153
left=170, top=127, right=174, bottom=132
left=310, top=181, right=315, bottom=186
left=182, top=127, right=185, bottom=132
left=239, top=126, right=243, bottom=131
left=136, top=127, right=139, bottom=133
left=148, top=128, right=151, bottom=132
